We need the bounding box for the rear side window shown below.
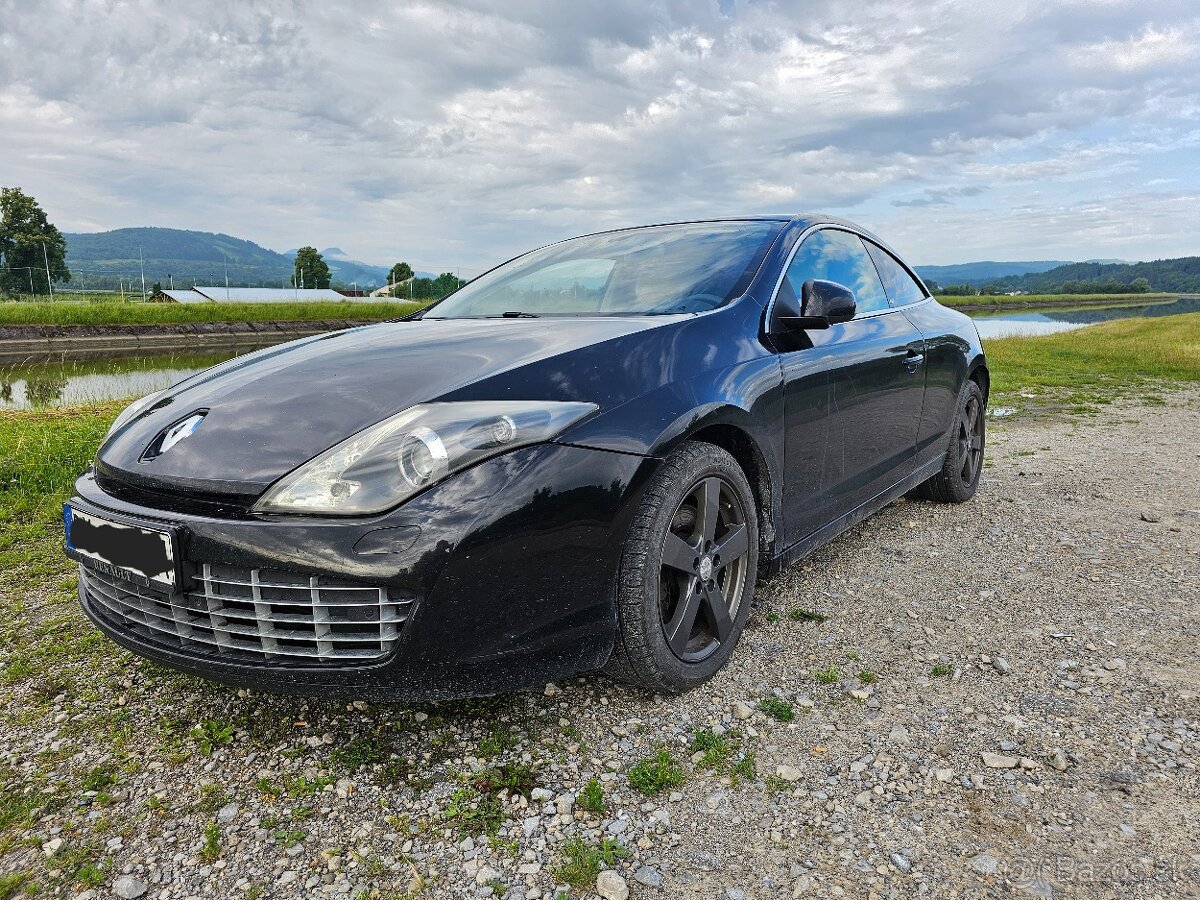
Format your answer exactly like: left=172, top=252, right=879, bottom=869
left=783, top=229, right=890, bottom=315
left=865, top=242, right=927, bottom=307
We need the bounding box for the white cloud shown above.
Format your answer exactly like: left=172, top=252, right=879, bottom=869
left=0, top=0, right=1196, bottom=268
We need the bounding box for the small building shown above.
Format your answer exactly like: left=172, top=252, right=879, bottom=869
left=150, top=287, right=391, bottom=304
left=149, top=289, right=207, bottom=303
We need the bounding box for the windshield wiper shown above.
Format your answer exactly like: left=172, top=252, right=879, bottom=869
left=497, top=311, right=539, bottom=318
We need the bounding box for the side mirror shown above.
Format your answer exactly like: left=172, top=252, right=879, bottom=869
left=778, top=279, right=856, bottom=330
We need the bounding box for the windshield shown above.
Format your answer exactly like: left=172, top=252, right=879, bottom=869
left=423, top=220, right=784, bottom=318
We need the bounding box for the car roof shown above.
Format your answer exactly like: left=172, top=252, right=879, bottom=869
left=571, top=214, right=894, bottom=257
left=578, top=213, right=875, bottom=236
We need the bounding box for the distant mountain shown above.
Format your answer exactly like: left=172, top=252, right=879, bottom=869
left=980, top=257, right=1200, bottom=294
left=64, top=227, right=389, bottom=290
left=913, top=260, right=1073, bottom=285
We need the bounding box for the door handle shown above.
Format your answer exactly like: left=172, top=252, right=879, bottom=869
left=904, top=351, right=925, bottom=370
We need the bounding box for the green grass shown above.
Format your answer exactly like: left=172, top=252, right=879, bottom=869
left=811, top=665, right=841, bottom=686
left=628, top=749, right=684, bottom=795
left=0, top=299, right=422, bottom=326
left=930, top=664, right=953, bottom=677
left=0, top=873, right=29, bottom=898
left=788, top=608, right=827, bottom=623
left=443, top=783, right=505, bottom=836
left=190, top=720, right=235, bottom=755
left=200, top=822, right=221, bottom=862
left=552, top=837, right=630, bottom=889
left=0, top=405, right=121, bottom=689
left=940, top=292, right=1173, bottom=309
left=986, top=313, right=1200, bottom=402
left=758, top=697, right=794, bottom=721
left=578, top=776, right=606, bottom=815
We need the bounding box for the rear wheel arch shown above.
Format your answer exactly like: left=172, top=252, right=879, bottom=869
left=967, top=357, right=990, bottom=404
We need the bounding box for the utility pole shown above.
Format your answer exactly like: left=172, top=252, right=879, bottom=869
left=42, top=243, right=54, bottom=300
left=139, top=248, right=147, bottom=301
left=224, top=257, right=230, bottom=300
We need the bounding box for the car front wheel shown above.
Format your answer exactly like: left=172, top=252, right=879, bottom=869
left=606, top=441, right=759, bottom=693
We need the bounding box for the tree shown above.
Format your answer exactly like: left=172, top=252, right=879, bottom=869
left=292, top=246, right=331, bottom=289
left=0, top=187, right=70, bottom=296
left=1130, top=276, right=1151, bottom=293
left=389, top=261, right=413, bottom=285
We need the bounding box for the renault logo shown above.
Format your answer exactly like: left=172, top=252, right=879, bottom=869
left=142, top=411, right=206, bottom=460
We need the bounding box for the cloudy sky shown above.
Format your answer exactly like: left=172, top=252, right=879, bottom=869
left=2, top=0, right=1197, bottom=273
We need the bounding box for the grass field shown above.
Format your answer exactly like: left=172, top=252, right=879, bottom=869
left=0, top=404, right=119, bottom=606
left=0, top=293, right=1182, bottom=326
left=0, top=300, right=422, bottom=326
left=986, top=311, right=1200, bottom=409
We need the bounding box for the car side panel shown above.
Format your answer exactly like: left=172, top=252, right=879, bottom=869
left=900, top=299, right=985, bottom=466
left=554, top=297, right=787, bottom=551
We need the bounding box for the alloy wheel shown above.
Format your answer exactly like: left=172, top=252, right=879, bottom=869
left=658, top=475, right=750, bottom=662
left=959, top=393, right=984, bottom=484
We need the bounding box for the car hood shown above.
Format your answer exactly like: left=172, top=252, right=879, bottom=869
left=95, top=316, right=683, bottom=500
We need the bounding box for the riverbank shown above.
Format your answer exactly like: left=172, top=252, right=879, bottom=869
left=939, top=292, right=1175, bottom=312
left=985, top=312, right=1199, bottom=411
left=0, top=320, right=389, bottom=362
left=0, top=300, right=420, bottom=326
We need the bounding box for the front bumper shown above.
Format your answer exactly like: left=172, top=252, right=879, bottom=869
left=71, top=442, right=658, bottom=699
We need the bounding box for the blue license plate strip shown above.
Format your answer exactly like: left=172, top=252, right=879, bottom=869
left=64, top=504, right=178, bottom=591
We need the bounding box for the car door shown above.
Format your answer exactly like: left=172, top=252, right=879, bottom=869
left=862, top=240, right=957, bottom=469
left=772, top=228, right=927, bottom=548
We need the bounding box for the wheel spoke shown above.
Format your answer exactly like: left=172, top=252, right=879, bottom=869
left=661, top=532, right=697, bottom=574
left=712, top=523, right=748, bottom=568
left=664, top=579, right=703, bottom=654
left=701, top=584, right=733, bottom=642
left=695, top=477, right=722, bottom=544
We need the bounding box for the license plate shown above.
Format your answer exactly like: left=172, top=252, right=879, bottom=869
left=64, top=505, right=177, bottom=591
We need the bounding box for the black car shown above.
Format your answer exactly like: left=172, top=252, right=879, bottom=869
left=65, top=216, right=987, bottom=699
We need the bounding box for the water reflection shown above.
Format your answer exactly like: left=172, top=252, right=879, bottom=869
left=0, top=352, right=240, bottom=410
left=968, top=296, right=1199, bottom=339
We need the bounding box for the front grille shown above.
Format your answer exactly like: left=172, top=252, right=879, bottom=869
left=80, top=562, right=415, bottom=665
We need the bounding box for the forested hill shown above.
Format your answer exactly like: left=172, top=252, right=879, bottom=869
left=64, top=227, right=390, bottom=289
left=983, top=257, right=1200, bottom=293
left=913, top=260, right=1072, bottom=283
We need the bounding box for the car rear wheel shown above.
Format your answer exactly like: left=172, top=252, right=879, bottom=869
left=914, top=379, right=985, bottom=503
left=606, top=441, right=758, bottom=693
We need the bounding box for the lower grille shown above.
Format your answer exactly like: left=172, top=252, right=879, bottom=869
left=79, top=562, right=415, bottom=665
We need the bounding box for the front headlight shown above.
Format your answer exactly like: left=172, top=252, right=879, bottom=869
left=252, top=400, right=598, bottom=516
left=105, top=391, right=165, bottom=439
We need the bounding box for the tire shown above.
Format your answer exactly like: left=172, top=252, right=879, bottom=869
left=606, top=441, right=759, bottom=693
left=914, top=379, right=985, bottom=503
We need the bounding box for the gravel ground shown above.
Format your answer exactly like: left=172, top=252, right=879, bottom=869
left=3, top=391, right=1198, bottom=900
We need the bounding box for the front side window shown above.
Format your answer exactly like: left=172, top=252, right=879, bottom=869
left=424, top=220, right=784, bottom=318
left=865, top=242, right=927, bottom=307
left=782, top=229, right=890, bottom=315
